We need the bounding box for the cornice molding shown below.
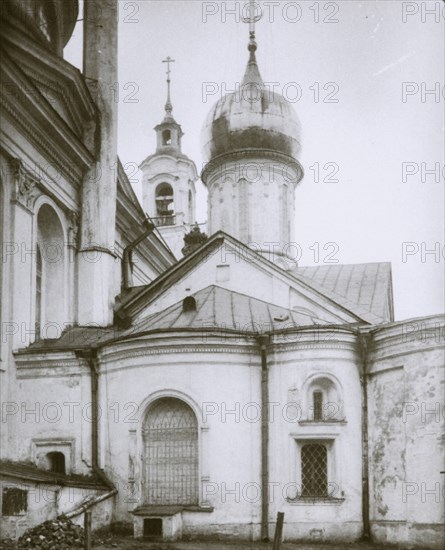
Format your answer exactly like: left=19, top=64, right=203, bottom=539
left=99, top=343, right=255, bottom=365
left=1, top=89, right=88, bottom=185
left=201, top=149, right=304, bottom=185
left=0, top=48, right=94, bottom=184
left=2, top=25, right=95, bottom=123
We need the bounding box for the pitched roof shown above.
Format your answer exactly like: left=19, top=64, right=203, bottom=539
left=116, top=232, right=392, bottom=324
left=122, top=285, right=333, bottom=335
left=20, top=285, right=354, bottom=355
left=0, top=461, right=108, bottom=490
left=293, top=263, right=393, bottom=322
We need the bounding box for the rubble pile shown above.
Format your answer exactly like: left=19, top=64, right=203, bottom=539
left=16, top=519, right=84, bottom=549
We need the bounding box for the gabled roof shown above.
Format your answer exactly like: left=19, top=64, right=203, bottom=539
left=116, top=231, right=392, bottom=325
left=294, top=263, right=394, bottom=323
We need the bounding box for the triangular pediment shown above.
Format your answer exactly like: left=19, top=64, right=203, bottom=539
left=117, top=232, right=382, bottom=327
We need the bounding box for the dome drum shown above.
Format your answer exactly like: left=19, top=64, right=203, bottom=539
left=201, top=149, right=303, bottom=186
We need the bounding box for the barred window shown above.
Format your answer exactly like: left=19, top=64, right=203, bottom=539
left=143, top=398, right=198, bottom=505
left=313, top=391, right=323, bottom=421
left=301, top=443, right=328, bottom=497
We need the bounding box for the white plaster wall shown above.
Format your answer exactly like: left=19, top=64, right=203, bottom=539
left=368, top=316, right=445, bottom=549
left=99, top=336, right=263, bottom=535
left=15, top=357, right=93, bottom=476
left=96, top=331, right=364, bottom=541
left=267, top=336, right=363, bottom=542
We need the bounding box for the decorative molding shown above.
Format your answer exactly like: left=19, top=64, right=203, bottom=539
left=10, top=158, right=37, bottom=210
left=202, top=149, right=304, bottom=185
left=272, top=342, right=356, bottom=352
left=370, top=343, right=444, bottom=363
left=100, top=345, right=255, bottom=365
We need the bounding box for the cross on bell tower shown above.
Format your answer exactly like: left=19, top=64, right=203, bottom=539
left=162, top=55, right=175, bottom=115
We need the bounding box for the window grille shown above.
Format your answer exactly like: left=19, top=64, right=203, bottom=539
left=143, top=398, right=198, bottom=505
left=301, top=443, right=328, bottom=497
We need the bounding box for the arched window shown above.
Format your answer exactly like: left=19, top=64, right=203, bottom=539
left=301, top=443, right=327, bottom=497
left=313, top=391, right=323, bottom=421
left=36, top=204, right=65, bottom=339
left=162, top=129, right=171, bottom=146
left=155, top=183, right=174, bottom=218
left=35, top=244, right=42, bottom=334
left=143, top=398, right=198, bottom=505
left=304, top=376, right=344, bottom=422
left=183, top=296, right=196, bottom=312
left=47, top=451, right=65, bottom=475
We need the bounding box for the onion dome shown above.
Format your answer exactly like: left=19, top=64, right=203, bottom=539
left=201, top=30, right=302, bottom=174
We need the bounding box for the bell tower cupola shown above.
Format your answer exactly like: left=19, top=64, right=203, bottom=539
left=141, top=57, right=198, bottom=259
left=155, top=56, right=184, bottom=153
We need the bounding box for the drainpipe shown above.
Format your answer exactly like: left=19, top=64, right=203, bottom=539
left=357, top=331, right=371, bottom=541
left=61, top=350, right=117, bottom=520
left=258, top=335, right=270, bottom=541
left=122, top=220, right=155, bottom=291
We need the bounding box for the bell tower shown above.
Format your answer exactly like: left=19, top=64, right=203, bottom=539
left=141, top=57, right=198, bottom=259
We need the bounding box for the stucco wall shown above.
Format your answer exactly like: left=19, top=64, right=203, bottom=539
left=267, top=331, right=363, bottom=542
left=99, top=334, right=262, bottom=536
left=97, top=329, right=363, bottom=541
left=368, top=315, right=445, bottom=549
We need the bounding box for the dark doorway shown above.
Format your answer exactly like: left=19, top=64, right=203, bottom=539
left=47, top=451, right=66, bottom=474
left=143, top=518, right=162, bottom=538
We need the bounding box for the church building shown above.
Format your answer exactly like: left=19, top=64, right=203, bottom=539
left=0, top=1, right=443, bottom=548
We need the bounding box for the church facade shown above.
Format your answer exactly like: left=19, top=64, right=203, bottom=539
left=0, top=1, right=443, bottom=548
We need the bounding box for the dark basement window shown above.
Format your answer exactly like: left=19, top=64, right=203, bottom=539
left=2, top=487, right=28, bottom=516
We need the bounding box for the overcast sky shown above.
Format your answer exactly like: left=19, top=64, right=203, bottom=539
left=65, top=0, right=444, bottom=321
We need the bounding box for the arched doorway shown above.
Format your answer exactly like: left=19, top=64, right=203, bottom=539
left=143, top=398, right=198, bottom=506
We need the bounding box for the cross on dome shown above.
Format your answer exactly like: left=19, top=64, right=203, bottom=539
left=242, top=0, right=262, bottom=51
left=162, top=56, right=175, bottom=114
